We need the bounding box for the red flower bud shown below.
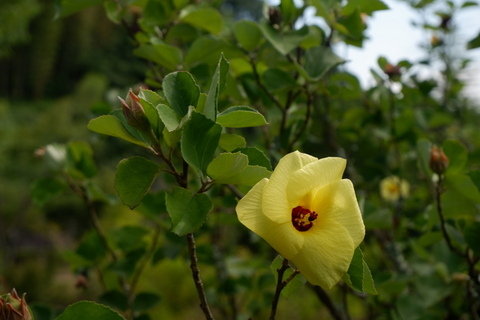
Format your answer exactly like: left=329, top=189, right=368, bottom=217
left=119, top=90, right=150, bottom=132
left=0, top=289, right=32, bottom=320
left=384, top=63, right=401, bottom=81
left=429, top=145, right=449, bottom=174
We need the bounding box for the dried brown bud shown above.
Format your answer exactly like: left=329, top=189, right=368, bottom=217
left=268, top=7, right=282, bottom=27
left=429, top=145, right=449, bottom=174
left=0, top=289, right=32, bottom=320
left=384, top=63, right=401, bottom=80
left=119, top=90, right=150, bottom=132
left=440, top=15, right=452, bottom=30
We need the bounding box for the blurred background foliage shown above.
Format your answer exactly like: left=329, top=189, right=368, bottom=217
left=1, top=0, right=480, bottom=319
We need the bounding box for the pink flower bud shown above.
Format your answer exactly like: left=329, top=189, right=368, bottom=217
left=0, top=289, right=33, bottom=320
left=119, top=90, right=150, bottom=132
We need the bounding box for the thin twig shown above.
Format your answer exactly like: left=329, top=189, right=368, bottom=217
left=187, top=233, right=215, bottom=320
left=128, top=224, right=162, bottom=303
left=435, top=175, right=464, bottom=257
left=288, top=84, right=313, bottom=152
left=269, top=259, right=290, bottom=320
left=248, top=56, right=284, bottom=112
left=308, top=284, right=347, bottom=320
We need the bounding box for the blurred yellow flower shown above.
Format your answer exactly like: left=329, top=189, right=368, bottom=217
left=380, top=176, right=409, bottom=202
left=235, top=151, right=365, bottom=289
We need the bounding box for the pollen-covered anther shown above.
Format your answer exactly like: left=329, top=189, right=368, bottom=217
left=292, top=206, right=318, bottom=231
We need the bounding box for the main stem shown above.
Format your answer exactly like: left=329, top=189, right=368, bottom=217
left=187, top=233, right=214, bottom=320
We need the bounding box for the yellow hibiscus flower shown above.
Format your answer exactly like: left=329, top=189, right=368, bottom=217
left=235, top=151, right=365, bottom=289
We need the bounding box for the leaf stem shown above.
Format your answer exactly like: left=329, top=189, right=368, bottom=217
left=187, top=233, right=215, bottom=320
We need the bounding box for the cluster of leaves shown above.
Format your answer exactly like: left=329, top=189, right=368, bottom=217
left=20, top=0, right=480, bottom=319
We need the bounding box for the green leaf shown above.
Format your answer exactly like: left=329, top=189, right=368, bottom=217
left=297, top=46, right=345, bottom=81
left=468, top=32, right=480, bottom=49
left=56, top=301, right=126, bottom=320
left=262, top=68, right=297, bottom=91
left=207, top=152, right=249, bottom=182
left=163, top=72, right=200, bottom=117
left=259, top=22, right=309, bottom=55
left=110, top=226, right=149, bottom=252
left=66, top=141, right=97, bottom=179
left=132, top=292, right=161, bottom=312
left=217, top=106, right=267, bottom=128
left=133, top=42, right=182, bottom=71
left=219, top=165, right=271, bottom=186
left=416, top=138, right=433, bottom=177
left=281, top=0, right=297, bottom=25
left=180, top=7, right=223, bottom=35
left=103, top=1, right=120, bottom=24
left=464, top=222, right=480, bottom=256
left=87, top=115, right=148, bottom=148
left=115, top=157, right=161, bottom=209
left=99, top=290, right=129, bottom=312
left=342, top=0, right=389, bottom=16
left=110, top=248, right=145, bottom=276
left=139, top=98, right=164, bottom=138
left=165, top=187, right=213, bottom=236
left=204, top=54, right=229, bottom=120
left=181, top=111, right=222, bottom=172
left=343, top=247, right=377, bottom=295
left=76, top=231, right=107, bottom=264
left=219, top=134, right=246, bottom=152
left=444, top=172, right=480, bottom=203
left=442, top=140, right=467, bottom=173
left=30, top=178, right=66, bottom=207
left=234, top=147, right=272, bottom=171
left=185, top=36, right=227, bottom=66
left=233, top=20, right=263, bottom=51
left=55, top=0, right=104, bottom=18
left=462, top=1, right=478, bottom=8
left=300, top=25, right=324, bottom=49
left=282, top=271, right=306, bottom=298
left=156, top=104, right=181, bottom=132
left=138, top=89, right=163, bottom=106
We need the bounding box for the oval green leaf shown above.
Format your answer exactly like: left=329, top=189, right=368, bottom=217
left=217, top=106, right=267, bottom=128
left=181, top=111, right=222, bottom=172
left=207, top=152, right=248, bottom=182
left=163, top=72, right=200, bottom=117
left=56, top=301, right=126, bottom=320
left=165, top=187, right=213, bottom=236
left=115, top=156, right=161, bottom=209
left=87, top=115, right=148, bottom=148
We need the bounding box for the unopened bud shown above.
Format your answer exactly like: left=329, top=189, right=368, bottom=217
left=429, top=145, right=449, bottom=174
left=384, top=63, right=401, bottom=81
left=268, top=7, right=282, bottom=27
left=0, top=289, right=33, bottom=320
left=119, top=90, right=150, bottom=132
left=431, top=35, right=442, bottom=47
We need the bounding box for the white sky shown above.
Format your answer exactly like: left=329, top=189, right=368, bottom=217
left=340, top=0, right=480, bottom=104
left=265, top=0, right=480, bottom=104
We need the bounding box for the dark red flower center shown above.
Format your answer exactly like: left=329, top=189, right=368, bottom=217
left=291, top=206, right=317, bottom=231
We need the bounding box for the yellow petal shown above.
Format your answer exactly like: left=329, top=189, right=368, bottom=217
left=291, top=220, right=354, bottom=289
left=236, top=178, right=304, bottom=259
left=262, top=151, right=317, bottom=223
left=286, top=157, right=346, bottom=206
left=311, top=179, right=365, bottom=248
